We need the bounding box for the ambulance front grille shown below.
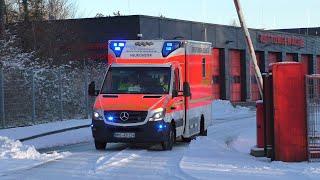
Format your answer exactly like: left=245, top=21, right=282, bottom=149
left=104, top=111, right=148, bottom=124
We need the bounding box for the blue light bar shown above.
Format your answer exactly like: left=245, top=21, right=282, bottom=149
left=162, top=41, right=181, bottom=57
left=110, top=41, right=126, bottom=57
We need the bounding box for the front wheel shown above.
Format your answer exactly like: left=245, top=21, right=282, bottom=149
left=94, top=140, right=107, bottom=150
left=161, top=125, right=175, bottom=151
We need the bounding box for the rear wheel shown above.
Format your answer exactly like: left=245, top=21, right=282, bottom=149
left=199, top=116, right=207, bottom=136
left=94, top=140, right=107, bottom=150
left=181, top=137, right=192, bottom=143
left=161, top=125, right=175, bottom=151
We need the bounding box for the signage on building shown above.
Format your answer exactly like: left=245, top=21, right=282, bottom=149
left=258, top=34, right=305, bottom=47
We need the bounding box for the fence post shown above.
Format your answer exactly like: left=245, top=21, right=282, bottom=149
left=58, top=68, right=63, bottom=121
left=31, top=70, right=36, bottom=124
left=84, top=66, right=90, bottom=119
left=0, top=67, right=5, bottom=128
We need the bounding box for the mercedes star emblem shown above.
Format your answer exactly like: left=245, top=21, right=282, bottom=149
left=120, top=112, right=130, bottom=121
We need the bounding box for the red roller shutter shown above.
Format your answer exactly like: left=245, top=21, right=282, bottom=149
left=286, top=53, right=296, bottom=62
left=301, top=54, right=311, bottom=74
left=251, top=52, right=262, bottom=101
left=229, top=50, right=241, bottom=102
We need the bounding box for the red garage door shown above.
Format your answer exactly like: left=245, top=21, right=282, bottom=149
left=212, top=48, right=220, bottom=99
left=301, top=54, right=311, bottom=74
left=268, top=52, right=280, bottom=70
left=250, top=52, right=262, bottom=101
left=286, top=53, right=297, bottom=62
left=229, top=50, right=241, bottom=102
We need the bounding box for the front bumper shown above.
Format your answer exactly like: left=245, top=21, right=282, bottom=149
left=91, top=120, right=170, bottom=143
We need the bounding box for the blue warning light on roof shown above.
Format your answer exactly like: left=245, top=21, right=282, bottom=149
left=110, top=41, right=126, bottom=57
left=162, top=41, right=181, bottom=57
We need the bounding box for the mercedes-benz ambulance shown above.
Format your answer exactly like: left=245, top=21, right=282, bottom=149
left=89, top=40, right=214, bottom=150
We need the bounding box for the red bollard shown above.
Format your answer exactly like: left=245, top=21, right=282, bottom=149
left=272, top=62, right=308, bottom=162
left=256, top=100, right=265, bottom=148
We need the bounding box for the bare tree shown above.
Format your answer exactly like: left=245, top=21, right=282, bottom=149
left=95, top=13, right=104, bottom=18
left=30, top=0, right=45, bottom=21
left=230, top=18, right=240, bottom=27
left=113, top=11, right=121, bottom=16
left=22, top=0, right=28, bottom=21
left=47, top=0, right=76, bottom=20
left=3, top=0, right=76, bottom=23
left=3, top=0, right=20, bottom=23
left=0, top=0, right=5, bottom=38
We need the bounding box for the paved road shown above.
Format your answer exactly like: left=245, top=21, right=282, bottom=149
left=2, top=113, right=256, bottom=180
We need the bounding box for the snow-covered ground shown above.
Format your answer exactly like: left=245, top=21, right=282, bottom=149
left=0, top=119, right=91, bottom=149
left=0, top=100, right=319, bottom=179
left=0, top=119, right=91, bottom=176
left=0, top=136, right=70, bottom=176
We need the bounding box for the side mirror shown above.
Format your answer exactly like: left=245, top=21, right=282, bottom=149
left=88, top=81, right=99, bottom=96
left=172, top=89, right=178, bottom=98
left=183, top=82, right=191, bottom=97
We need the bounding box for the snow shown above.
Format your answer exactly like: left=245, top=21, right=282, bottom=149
left=0, top=100, right=320, bottom=179
left=0, top=136, right=70, bottom=176
left=0, top=119, right=91, bottom=141
left=212, top=100, right=251, bottom=119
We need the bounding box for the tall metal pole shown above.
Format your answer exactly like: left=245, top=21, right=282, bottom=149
left=0, top=0, right=5, bottom=38
left=233, top=0, right=263, bottom=97
left=31, top=71, right=36, bottom=124
left=0, top=67, right=5, bottom=128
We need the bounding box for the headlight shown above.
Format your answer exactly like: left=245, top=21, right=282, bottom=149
left=93, top=109, right=103, bottom=120
left=149, top=108, right=166, bottom=121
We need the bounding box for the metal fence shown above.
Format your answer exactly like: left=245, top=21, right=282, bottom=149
left=306, top=75, right=320, bottom=161
left=0, top=66, right=106, bottom=129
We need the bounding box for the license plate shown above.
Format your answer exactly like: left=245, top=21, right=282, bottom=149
left=114, top=132, right=135, bottom=138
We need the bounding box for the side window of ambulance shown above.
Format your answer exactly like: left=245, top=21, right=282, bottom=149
left=174, top=69, right=180, bottom=91
left=202, top=58, right=206, bottom=78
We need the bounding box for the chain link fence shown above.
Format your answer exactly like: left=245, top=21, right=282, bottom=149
left=0, top=66, right=106, bottom=129
left=306, top=75, right=320, bottom=161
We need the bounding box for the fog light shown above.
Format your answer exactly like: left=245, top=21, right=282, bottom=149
left=93, top=112, right=100, bottom=118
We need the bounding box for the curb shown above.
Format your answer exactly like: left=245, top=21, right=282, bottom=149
left=19, top=124, right=91, bottom=142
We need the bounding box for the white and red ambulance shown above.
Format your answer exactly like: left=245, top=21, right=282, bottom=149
left=89, top=40, right=214, bottom=150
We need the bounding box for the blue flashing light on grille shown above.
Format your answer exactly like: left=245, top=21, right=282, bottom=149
left=162, top=41, right=181, bottom=57
left=107, top=116, right=114, bottom=121
left=157, top=123, right=167, bottom=131
left=110, top=41, right=126, bottom=57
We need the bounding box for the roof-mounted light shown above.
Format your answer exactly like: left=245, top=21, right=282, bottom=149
left=162, top=41, right=181, bottom=57
left=110, top=41, right=126, bottom=57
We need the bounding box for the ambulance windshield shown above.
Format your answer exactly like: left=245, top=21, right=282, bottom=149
left=101, top=67, right=171, bottom=94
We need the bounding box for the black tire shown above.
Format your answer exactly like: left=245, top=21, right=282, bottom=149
left=161, top=125, right=175, bottom=151
left=201, top=129, right=208, bottom=136
left=94, top=140, right=107, bottom=150
left=181, top=137, right=192, bottom=143
left=199, top=117, right=207, bottom=136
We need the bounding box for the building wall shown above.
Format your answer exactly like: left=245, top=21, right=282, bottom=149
left=11, top=15, right=320, bottom=102
left=139, top=16, right=320, bottom=102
